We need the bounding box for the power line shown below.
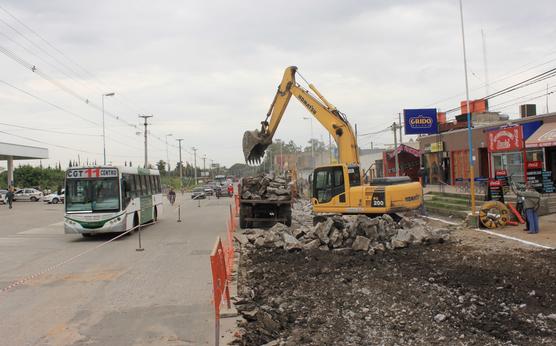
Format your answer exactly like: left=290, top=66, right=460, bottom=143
left=0, top=122, right=100, bottom=137
left=0, top=5, right=206, bottom=160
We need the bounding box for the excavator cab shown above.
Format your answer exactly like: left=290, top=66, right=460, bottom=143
left=311, top=164, right=361, bottom=212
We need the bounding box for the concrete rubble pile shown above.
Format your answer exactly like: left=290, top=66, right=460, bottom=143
left=235, top=213, right=453, bottom=256
left=241, top=174, right=291, bottom=201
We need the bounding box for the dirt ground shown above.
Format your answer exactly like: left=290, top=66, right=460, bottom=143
left=233, top=229, right=556, bottom=345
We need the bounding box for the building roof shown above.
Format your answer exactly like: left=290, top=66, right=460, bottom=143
left=0, top=142, right=49, bottom=160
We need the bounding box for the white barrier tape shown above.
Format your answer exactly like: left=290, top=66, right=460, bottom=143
left=475, top=228, right=555, bottom=250
left=0, top=221, right=155, bottom=295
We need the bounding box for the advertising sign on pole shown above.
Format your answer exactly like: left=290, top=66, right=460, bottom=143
left=403, top=108, right=438, bottom=135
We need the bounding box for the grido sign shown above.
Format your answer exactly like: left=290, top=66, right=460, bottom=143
left=67, top=168, right=119, bottom=179
left=487, top=126, right=523, bottom=152
left=403, top=108, right=438, bottom=135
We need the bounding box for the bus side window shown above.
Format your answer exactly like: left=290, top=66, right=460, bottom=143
left=156, top=176, right=161, bottom=193
left=129, top=174, right=136, bottom=198
left=139, top=176, right=146, bottom=196
left=133, top=175, right=141, bottom=197
left=149, top=176, right=155, bottom=195
left=146, top=176, right=152, bottom=195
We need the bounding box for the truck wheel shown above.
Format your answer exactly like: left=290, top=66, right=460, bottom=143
left=280, top=206, right=292, bottom=227
left=239, top=209, right=247, bottom=229
left=239, top=205, right=251, bottom=229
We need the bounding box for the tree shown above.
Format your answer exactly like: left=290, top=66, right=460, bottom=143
left=304, top=139, right=326, bottom=153
left=156, top=160, right=167, bottom=175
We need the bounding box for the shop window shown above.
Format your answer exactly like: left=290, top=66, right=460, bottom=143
left=491, top=152, right=524, bottom=182
left=526, top=149, right=544, bottom=166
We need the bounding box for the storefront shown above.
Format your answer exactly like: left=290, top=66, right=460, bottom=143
left=422, top=141, right=451, bottom=184
left=487, top=126, right=526, bottom=182
left=382, top=144, right=421, bottom=181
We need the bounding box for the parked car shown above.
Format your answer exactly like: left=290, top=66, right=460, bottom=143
left=0, top=189, right=7, bottom=204
left=13, top=188, right=43, bottom=202
left=191, top=187, right=206, bottom=199
left=44, top=189, right=65, bottom=204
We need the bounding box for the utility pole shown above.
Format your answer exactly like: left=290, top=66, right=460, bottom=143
left=165, top=134, right=173, bottom=172
left=138, top=115, right=153, bottom=169
left=398, top=112, right=403, bottom=144
left=392, top=122, right=399, bottom=177
left=459, top=0, right=476, bottom=217
left=176, top=138, right=183, bottom=189
left=192, top=147, right=198, bottom=185
left=101, top=92, right=115, bottom=165
left=210, top=159, right=214, bottom=179
left=202, top=155, right=207, bottom=179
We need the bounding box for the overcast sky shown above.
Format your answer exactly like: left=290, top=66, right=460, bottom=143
left=0, top=0, right=555, bottom=169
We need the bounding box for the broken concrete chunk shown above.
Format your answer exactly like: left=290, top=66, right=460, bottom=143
left=282, top=232, right=300, bottom=245
left=352, top=236, right=371, bottom=251
left=314, top=218, right=334, bottom=244
left=303, top=239, right=321, bottom=250
left=234, top=233, right=249, bottom=245
left=254, top=237, right=265, bottom=247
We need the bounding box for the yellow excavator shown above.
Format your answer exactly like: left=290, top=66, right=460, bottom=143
left=243, top=66, right=423, bottom=215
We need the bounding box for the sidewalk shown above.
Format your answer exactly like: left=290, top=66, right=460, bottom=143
left=484, top=213, right=556, bottom=249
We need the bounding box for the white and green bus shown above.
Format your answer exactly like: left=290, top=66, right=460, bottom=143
left=64, top=166, right=163, bottom=237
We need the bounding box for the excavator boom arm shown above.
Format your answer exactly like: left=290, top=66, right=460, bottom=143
left=243, top=66, right=359, bottom=165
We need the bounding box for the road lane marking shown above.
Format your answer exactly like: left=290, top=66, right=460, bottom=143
left=475, top=228, right=554, bottom=250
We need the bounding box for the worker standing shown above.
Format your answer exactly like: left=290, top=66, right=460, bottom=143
left=6, top=186, right=14, bottom=209
left=516, top=183, right=541, bottom=234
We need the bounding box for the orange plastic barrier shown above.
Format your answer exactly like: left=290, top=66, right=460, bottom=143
left=225, top=205, right=237, bottom=277
left=234, top=194, right=240, bottom=217
left=210, top=237, right=231, bottom=346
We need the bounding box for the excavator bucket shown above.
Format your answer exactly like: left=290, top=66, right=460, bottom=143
left=243, top=129, right=270, bottom=164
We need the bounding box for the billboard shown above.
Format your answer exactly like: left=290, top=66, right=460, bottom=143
left=487, top=126, right=523, bottom=152
left=404, top=108, right=438, bottom=135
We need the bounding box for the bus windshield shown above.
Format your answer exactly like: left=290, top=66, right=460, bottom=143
left=66, top=178, right=120, bottom=212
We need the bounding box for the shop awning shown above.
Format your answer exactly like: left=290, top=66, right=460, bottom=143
left=525, top=122, right=556, bottom=148
left=386, top=144, right=421, bottom=159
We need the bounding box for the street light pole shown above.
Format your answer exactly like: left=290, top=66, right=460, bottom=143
left=176, top=138, right=183, bottom=189
left=138, top=115, right=153, bottom=168
left=458, top=0, right=476, bottom=216
left=165, top=134, right=173, bottom=172
left=192, top=147, right=198, bottom=185
left=102, top=92, right=115, bottom=165
left=202, top=155, right=207, bottom=180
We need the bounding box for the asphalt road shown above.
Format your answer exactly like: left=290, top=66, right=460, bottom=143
left=0, top=194, right=231, bottom=345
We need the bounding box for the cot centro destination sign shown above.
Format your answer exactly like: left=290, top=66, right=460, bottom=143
left=403, top=108, right=438, bottom=135
left=67, top=168, right=119, bottom=179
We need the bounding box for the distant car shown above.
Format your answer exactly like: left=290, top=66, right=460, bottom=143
left=44, top=189, right=65, bottom=204
left=13, top=188, right=43, bottom=202
left=203, top=186, right=214, bottom=196
left=191, top=187, right=206, bottom=199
